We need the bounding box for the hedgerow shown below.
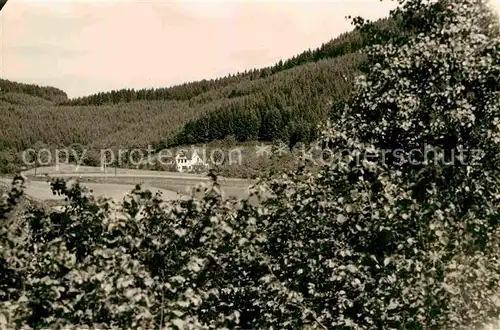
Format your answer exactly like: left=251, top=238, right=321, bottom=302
left=1, top=0, right=500, bottom=329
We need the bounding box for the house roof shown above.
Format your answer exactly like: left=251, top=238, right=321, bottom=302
left=177, top=148, right=202, bottom=161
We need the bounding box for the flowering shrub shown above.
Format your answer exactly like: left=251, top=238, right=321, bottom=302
left=1, top=0, right=500, bottom=329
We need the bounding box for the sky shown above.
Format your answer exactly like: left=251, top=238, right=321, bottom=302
left=1, top=0, right=499, bottom=99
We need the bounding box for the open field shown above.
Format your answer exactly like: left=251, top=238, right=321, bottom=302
left=0, top=164, right=255, bottom=203
left=24, top=164, right=253, bottom=184
left=0, top=177, right=182, bottom=203
left=23, top=164, right=255, bottom=199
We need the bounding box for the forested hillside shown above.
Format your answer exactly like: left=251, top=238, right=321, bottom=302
left=0, top=17, right=397, bottom=174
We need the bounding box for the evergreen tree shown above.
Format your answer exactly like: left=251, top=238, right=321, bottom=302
left=260, top=108, right=283, bottom=141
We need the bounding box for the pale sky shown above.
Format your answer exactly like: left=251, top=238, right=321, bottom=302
left=1, top=0, right=499, bottom=99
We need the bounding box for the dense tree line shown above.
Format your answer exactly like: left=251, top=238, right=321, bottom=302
left=174, top=54, right=359, bottom=148
left=0, top=92, right=56, bottom=107
left=171, top=17, right=401, bottom=148
left=0, top=79, right=67, bottom=103
left=0, top=100, right=196, bottom=151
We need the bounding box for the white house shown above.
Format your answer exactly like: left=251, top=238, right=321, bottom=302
left=175, top=149, right=208, bottom=173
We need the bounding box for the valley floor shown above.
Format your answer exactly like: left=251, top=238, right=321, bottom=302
left=0, top=164, right=255, bottom=207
